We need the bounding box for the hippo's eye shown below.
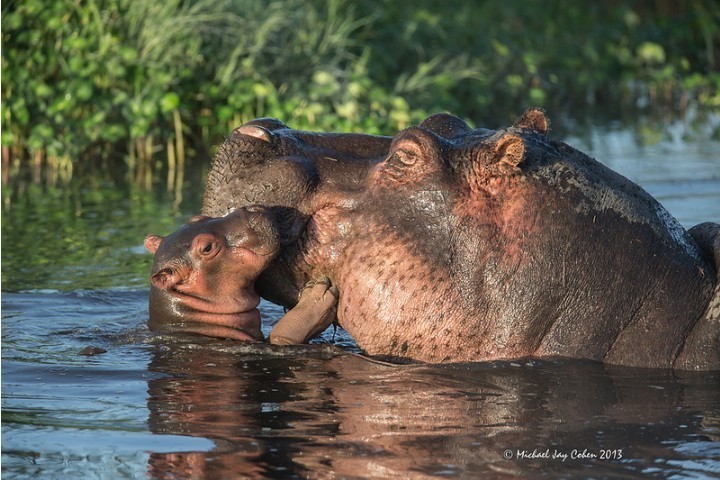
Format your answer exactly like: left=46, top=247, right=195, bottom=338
left=192, top=233, right=221, bottom=259
left=394, top=150, right=418, bottom=166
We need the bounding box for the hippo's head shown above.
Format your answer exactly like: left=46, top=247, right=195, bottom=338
left=144, top=206, right=280, bottom=341
left=358, top=109, right=553, bottom=283
left=201, top=119, right=392, bottom=306
left=314, top=109, right=715, bottom=367
left=203, top=118, right=392, bottom=241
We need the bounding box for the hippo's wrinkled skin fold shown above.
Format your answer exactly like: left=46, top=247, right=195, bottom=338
left=150, top=110, right=720, bottom=369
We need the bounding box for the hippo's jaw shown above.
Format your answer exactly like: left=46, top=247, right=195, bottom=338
left=149, top=287, right=264, bottom=342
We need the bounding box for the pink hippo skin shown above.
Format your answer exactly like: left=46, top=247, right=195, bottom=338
left=144, top=206, right=337, bottom=345
left=150, top=111, right=719, bottom=369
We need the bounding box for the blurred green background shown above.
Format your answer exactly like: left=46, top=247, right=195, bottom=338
left=3, top=0, right=719, bottom=189
left=2, top=0, right=720, bottom=292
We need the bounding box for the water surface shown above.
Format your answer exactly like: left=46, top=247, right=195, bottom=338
left=3, top=120, right=720, bottom=479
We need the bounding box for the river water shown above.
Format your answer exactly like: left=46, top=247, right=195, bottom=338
left=2, top=119, right=720, bottom=479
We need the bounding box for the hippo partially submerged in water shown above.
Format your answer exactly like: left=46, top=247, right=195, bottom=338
left=147, top=110, right=720, bottom=369
left=144, top=206, right=338, bottom=345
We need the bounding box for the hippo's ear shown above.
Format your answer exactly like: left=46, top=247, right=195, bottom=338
left=232, top=125, right=273, bottom=143
left=144, top=235, right=164, bottom=254
left=245, top=117, right=289, bottom=131
left=514, top=108, right=549, bottom=135
left=492, top=133, right=525, bottom=174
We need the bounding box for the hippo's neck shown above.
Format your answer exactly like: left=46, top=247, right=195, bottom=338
left=295, top=198, right=512, bottom=361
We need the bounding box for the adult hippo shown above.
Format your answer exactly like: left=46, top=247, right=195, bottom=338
left=148, top=110, right=720, bottom=369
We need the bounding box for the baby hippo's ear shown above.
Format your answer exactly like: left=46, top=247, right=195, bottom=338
left=514, top=108, right=549, bottom=135
left=144, top=235, right=164, bottom=254
left=493, top=133, right=526, bottom=174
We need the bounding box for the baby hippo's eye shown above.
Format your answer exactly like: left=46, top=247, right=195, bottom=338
left=192, top=233, right=221, bottom=258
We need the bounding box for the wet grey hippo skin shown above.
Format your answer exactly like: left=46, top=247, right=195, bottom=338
left=144, top=206, right=337, bottom=345
left=151, top=110, right=720, bottom=369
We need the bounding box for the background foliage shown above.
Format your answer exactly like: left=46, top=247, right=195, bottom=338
left=2, top=0, right=719, bottom=188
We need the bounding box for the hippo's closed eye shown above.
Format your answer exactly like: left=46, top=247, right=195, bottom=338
left=373, top=127, right=451, bottom=189
left=394, top=148, right=419, bottom=166
left=388, top=130, right=429, bottom=166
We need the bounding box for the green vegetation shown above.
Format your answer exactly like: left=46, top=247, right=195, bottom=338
left=1, top=0, right=719, bottom=292
left=2, top=0, right=719, bottom=190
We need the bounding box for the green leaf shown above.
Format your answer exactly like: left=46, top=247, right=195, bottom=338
left=27, top=124, right=54, bottom=149
left=1, top=130, right=15, bottom=146
left=217, top=105, right=234, bottom=122
left=3, top=13, right=23, bottom=31
left=529, top=87, right=546, bottom=105
left=120, top=46, right=138, bottom=63
left=100, top=124, right=127, bottom=142
left=35, top=83, right=53, bottom=98
left=160, top=92, right=180, bottom=113
left=68, top=56, right=85, bottom=74
left=75, top=82, right=93, bottom=101
left=637, top=42, right=666, bottom=65
left=12, top=101, right=30, bottom=126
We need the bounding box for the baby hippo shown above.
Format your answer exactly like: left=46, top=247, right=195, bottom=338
left=144, top=206, right=337, bottom=345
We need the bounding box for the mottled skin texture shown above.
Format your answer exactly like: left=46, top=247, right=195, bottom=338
left=284, top=112, right=717, bottom=368
left=144, top=206, right=337, bottom=344
left=156, top=110, right=719, bottom=369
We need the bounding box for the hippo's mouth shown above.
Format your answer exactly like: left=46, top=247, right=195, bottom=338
left=150, top=288, right=264, bottom=341
left=172, top=288, right=261, bottom=320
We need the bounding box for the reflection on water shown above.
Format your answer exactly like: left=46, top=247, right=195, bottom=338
left=3, top=291, right=719, bottom=479
left=2, top=120, right=720, bottom=478
left=143, top=341, right=720, bottom=479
